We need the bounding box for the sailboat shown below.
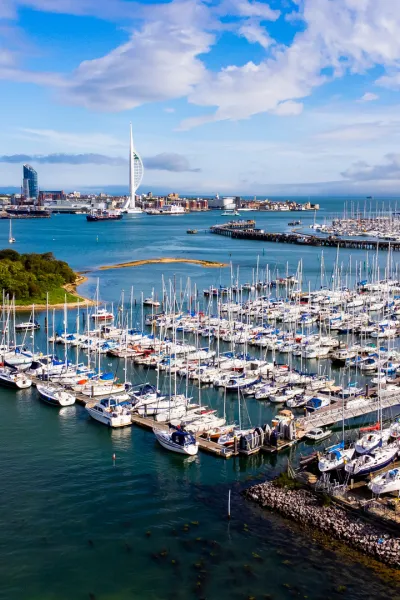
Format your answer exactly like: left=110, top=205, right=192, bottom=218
left=153, top=426, right=199, bottom=455
left=8, top=220, right=15, bottom=244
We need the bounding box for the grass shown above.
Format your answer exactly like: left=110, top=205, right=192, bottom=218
left=15, top=287, right=84, bottom=306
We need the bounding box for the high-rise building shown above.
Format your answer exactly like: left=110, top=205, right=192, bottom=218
left=22, top=164, right=38, bottom=201
left=122, top=123, right=144, bottom=213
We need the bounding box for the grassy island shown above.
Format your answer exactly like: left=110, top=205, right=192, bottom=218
left=0, top=249, right=87, bottom=307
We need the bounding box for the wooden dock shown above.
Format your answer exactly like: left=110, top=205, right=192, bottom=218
left=296, top=392, right=400, bottom=431
left=210, top=222, right=400, bottom=251
left=131, top=414, right=234, bottom=458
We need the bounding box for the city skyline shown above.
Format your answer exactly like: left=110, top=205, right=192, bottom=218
left=1, top=1, right=400, bottom=195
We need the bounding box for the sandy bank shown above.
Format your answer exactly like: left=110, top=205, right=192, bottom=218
left=97, top=257, right=228, bottom=271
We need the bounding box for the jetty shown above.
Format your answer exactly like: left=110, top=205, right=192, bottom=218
left=210, top=221, right=400, bottom=251
left=296, top=392, right=400, bottom=431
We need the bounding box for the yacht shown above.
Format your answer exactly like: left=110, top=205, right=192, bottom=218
left=318, top=442, right=355, bottom=472
left=3, top=347, right=33, bottom=370
left=345, top=445, right=398, bottom=477
left=36, top=383, right=75, bottom=406
left=8, top=219, right=15, bottom=244
left=368, top=468, right=400, bottom=495
left=354, top=428, right=391, bottom=455
left=0, top=367, right=32, bottom=389
left=15, top=320, right=40, bottom=331
left=91, top=308, right=114, bottom=321
left=153, top=427, right=198, bottom=455
left=146, top=204, right=185, bottom=215
left=86, top=396, right=132, bottom=427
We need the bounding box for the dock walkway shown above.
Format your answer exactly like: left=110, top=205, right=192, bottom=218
left=296, top=392, right=400, bottom=431
left=210, top=222, right=400, bottom=251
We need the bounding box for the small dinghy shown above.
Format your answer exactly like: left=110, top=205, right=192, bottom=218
left=369, top=468, right=400, bottom=495
left=153, top=426, right=198, bottom=455
left=304, top=427, right=332, bottom=442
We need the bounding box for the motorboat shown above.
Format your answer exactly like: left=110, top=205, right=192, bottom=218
left=286, top=394, right=311, bottom=409
left=86, top=397, right=132, bottom=427
left=368, top=468, right=400, bottom=495
left=318, top=443, right=355, bottom=472
left=15, top=320, right=40, bottom=331
left=0, top=367, right=32, bottom=389
left=91, top=308, right=114, bottom=321
left=269, top=387, right=304, bottom=404
left=305, top=396, right=331, bottom=412
left=143, top=297, right=161, bottom=307
left=36, top=383, right=75, bottom=406
left=153, top=427, right=198, bottom=455
left=345, top=445, right=398, bottom=477
left=304, top=428, right=332, bottom=442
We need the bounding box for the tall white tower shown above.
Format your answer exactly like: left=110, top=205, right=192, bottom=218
left=124, top=123, right=144, bottom=213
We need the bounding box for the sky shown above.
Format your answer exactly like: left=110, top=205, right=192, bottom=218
left=1, top=0, right=400, bottom=195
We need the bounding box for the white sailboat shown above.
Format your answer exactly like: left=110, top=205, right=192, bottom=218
left=36, top=383, right=75, bottom=406
left=8, top=219, right=15, bottom=244
left=368, top=468, right=400, bottom=495
left=153, top=427, right=198, bottom=455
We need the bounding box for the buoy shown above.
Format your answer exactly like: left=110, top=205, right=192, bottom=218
left=112, top=453, right=116, bottom=462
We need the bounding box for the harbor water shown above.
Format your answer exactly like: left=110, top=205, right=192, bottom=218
left=1, top=198, right=400, bottom=600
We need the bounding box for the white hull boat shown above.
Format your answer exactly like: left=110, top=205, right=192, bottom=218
left=369, top=468, right=400, bottom=494
left=153, top=427, right=198, bottom=455
left=36, top=384, right=75, bottom=406
left=0, top=367, right=32, bottom=389
left=86, top=397, right=132, bottom=427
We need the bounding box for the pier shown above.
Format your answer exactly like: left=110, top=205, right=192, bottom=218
left=296, top=392, right=400, bottom=431
left=210, top=221, right=400, bottom=251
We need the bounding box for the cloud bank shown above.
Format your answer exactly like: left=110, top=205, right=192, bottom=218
left=0, top=152, right=201, bottom=172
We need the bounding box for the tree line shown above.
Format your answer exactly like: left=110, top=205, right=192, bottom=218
left=0, top=249, right=76, bottom=301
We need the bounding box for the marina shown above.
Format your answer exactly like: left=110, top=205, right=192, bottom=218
left=3, top=205, right=400, bottom=599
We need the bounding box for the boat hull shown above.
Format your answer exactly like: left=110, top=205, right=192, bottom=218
left=153, top=429, right=198, bottom=455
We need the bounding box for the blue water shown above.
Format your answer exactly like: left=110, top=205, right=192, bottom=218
left=1, top=198, right=399, bottom=600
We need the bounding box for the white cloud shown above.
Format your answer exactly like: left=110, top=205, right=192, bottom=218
left=315, top=121, right=398, bottom=142
left=342, top=153, right=400, bottom=181
left=3, top=0, right=400, bottom=132
left=272, top=100, right=303, bottom=116
left=376, top=71, right=400, bottom=89
left=358, top=92, right=379, bottom=102
left=218, top=0, right=280, bottom=21
left=238, top=21, right=273, bottom=48
left=164, top=107, right=175, bottom=113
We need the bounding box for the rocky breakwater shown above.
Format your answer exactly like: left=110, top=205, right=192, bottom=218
left=244, top=481, right=400, bottom=568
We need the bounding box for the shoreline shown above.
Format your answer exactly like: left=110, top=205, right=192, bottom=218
left=244, top=481, right=400, bottom=568
left=13, top=275, right=96, bottom=312
left=97, top=257, right=228, bottom=271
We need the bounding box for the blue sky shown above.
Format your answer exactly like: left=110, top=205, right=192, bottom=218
left=1, top=0, right=400, bottom=195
